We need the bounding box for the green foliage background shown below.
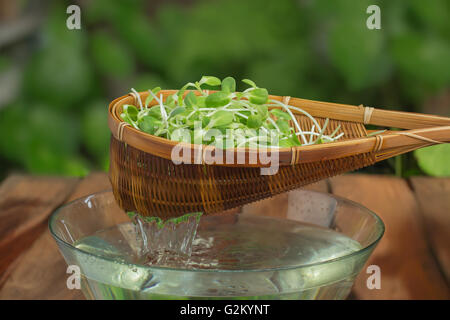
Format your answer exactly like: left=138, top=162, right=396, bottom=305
left=0, top=0, right=449, bottom=179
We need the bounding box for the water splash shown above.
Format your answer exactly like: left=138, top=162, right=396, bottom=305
left=127, top=212, right=203, bottom=267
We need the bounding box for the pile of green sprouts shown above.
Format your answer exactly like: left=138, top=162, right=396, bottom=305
left=120, top=76, right=344, bottom=148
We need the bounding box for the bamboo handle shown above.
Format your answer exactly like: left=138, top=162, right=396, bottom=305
left=376, top=126, right=450, bottom=152
left=368, top=109, right=450, bottom=129
left=290, top=126, right=450, bottom=165
left=282, top=96, right=450, bottom=129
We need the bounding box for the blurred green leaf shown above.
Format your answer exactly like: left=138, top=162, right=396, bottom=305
left=113, top=10, right=166, bottom=70
left=43, top=1, right=87, bottom=50
left=166, top=0, right=301, bottom=82
left=409, top=0, right=450, bottom=35
left=22, top=1, right=93, bottom=106
left=414, top=144, right=450, bottom=177
left=135, top=74, right=167, bottom=92
left=81, top=100, right=111, bottom=167
left=328, top=5, right=391, bottom=90
left=0, top=103, right=29, bottom=162
left=392, top=33, right=450, bottom=90
left=0, top=55, right=10, bottom=72
left=0, top=103, right=85, bottom=176
left=90, top=31, right=135, bottom=77
left=24, top=48, right=93, bottom=107
left=24, top=149, right=89, bottom=177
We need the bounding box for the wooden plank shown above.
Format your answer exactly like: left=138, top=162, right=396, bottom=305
left=0, top=175, right=78, bottom=283
left=64, top=172, right=111, bottom=203
left=0, top=172, right=111, bottom=300
left=330, top=174, right=450, bottom=300
left=409, top=177, right=450, bottom=282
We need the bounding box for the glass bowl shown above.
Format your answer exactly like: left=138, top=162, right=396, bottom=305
left=49, top=189, right=384, bottom=300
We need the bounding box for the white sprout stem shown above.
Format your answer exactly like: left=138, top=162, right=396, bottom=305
left=296, top=131, right=330, bottom=137
left=309, top=125, right=316, bottom=144
left=313, top=118, right=329, bottom=144
left=159, top=93, right=168, bottom=122
left=329, top=124, right=342, bottom=139
left=235, top=112, right=248, bottom=119
left=186, top=110, right=197, bottom=120
left=237, top=135, right=272, bottom=147
left=311, top=132, right=344, bottom=143
left=294, top=131, right=334, bottom=141
left=185, top=82, right=202, bottom=94
left=147, top=89, right=161, bottom=105
left=206, top=102, right=233, bottom=117
left=222, top=108, right=249, bottom=112
left=131, top=88, right=143, bottom=110
left=333, top=132, right=345, bottom=140
left=168, top=118, right=182, bottom=128
left=137, top=108, right=149, bottom=120
left=127, top=117, right=140, bottom=130
left=248, top=142, right=281, bottom=149
left=269, top=99, right=307, bottom=144
left=238, top=100, right=257, bottom=114
left=367, top=129, right=387, bottom=137
left=280, top=103, right=323, bottom=134
left=268, top=101, right=324, bottom=138
left=131, top=122, right=140, bottom=130
left=187, top=82, right=206, bottom=96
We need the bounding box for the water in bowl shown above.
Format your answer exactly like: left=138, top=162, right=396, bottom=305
left=73, top=214, right=362, bottom=300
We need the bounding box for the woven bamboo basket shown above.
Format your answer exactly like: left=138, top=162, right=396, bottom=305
left=108, top=90, right=450, bottom=219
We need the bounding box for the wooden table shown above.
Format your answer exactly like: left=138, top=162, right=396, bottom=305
left=0, top=172, right=449, bottom=300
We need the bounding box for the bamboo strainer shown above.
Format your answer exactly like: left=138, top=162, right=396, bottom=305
left=108, top=90, right=450, bottom=219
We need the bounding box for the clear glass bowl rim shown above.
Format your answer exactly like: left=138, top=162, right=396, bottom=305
left=49, top=189, right=385, bottom=274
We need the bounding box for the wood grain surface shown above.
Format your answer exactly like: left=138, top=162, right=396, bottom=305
left=0, top=173, right=110, bottom=300
left=410, top=177, right=450, bottom=283
left=0, top=175, right=78, bottom=284
left=330, top=175, right=449, bottom=300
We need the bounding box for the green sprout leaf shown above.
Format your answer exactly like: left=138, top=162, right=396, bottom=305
left=169, top=106, right=186, bottom=118
left=199, top=76, right=221, bottom=87
left=276, top=119, right=290, bottom=134
left=138, top=115, right=160, bottom=134
left=205, top=91, right=231, bottom=107
left=247, top=114, right=262, bottom=128
left=148, top=105, right=163, bottom=119
left=184, top=91, right=197, bottom=107
left=209, top=110, right=234, bottom=128
left=242, top=79, right=257, bottom=88
left=123, top=104, right=138, bottom=121
left=288, top=134, right=302, bottom=146
left=255, top=105, right=269, bottom=119
left=221, top=76, right=236, bottom=93
left=196, top=96, right=206, bottom=107
left=249, top=88, right=269, bottom=105
left=270, top=109, right=291, bottom=120
left=165, top=94, right=176, bottom=108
